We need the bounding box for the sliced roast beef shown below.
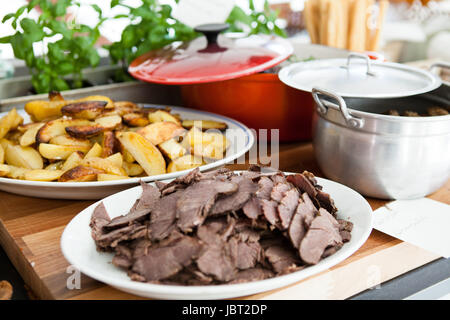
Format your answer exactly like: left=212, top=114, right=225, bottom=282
left=196, top=242, right=237, bottom=282
left=90, top=202, right=111, bottom=241
left=264, top=244, right=301, bottom=274
left=270, top=182, right=291, bottom=202
left=176, top=180, right=238, bottom=232
left=229, top=268, right=275, bottom=284
left=270, top=173, right=287, bottom=185
left=287, top=173, right=318, bottom=200
left=340, top=230, right=352, bottom=243
left=210, top=176, right=258, bottom=216
left=338, top=219, right=354, bottom=232
left=256, top=176, right=274, bottom=200
left=104, top=183, right=160, bottom=230
left=135, top=181, right=161, bottom=211
left=288, top=198, right=318, bottom=249
left=302, top=170, right=318, bottom=186
left=316, top=190, right=338, bottom=215
left=232, top=239, right=262, bottom=270
left=278, top=188, right=300, bottom=229
left=260, top=199, right=280, bottom=227
left=158, top=167, right=201, bottom=195
left=131, top=236, right=202, bottom=281
left=96, top=224, right=147, bottom=250
left=242, top=197, right=262, bottom=219
left=299, top=210, right=342, bottom=265
left=322, top=244, right=343, bottom=258
left=149, top=191, right=182, bottom=241
left=302, top=193, right=317, bottom=214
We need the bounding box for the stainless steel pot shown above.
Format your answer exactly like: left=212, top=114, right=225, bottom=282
left=311, top=87, right=450, bottom=199
left=279, top=53, right=450, bottom=199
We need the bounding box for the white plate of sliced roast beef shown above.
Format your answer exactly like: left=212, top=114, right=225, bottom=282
left=61, top=166, right=373, bottom=299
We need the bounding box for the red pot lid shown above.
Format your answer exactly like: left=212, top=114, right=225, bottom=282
left=128, top=23, right=293, bottom=85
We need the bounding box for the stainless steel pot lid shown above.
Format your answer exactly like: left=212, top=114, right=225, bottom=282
left=278, top=53, right=442, bottom=98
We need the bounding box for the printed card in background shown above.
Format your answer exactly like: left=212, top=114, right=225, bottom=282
left=373, top=198, right=450, bottom=258
left=172, top=0, right=236, bottom=28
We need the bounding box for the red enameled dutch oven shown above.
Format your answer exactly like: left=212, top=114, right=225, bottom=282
left=128, top=23, right=314, bottom=141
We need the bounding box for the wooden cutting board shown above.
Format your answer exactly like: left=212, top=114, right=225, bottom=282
left=0, top=142, right=447, bottom=300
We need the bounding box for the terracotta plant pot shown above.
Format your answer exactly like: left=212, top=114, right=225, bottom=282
left=181, top=73, right=315, bottom=142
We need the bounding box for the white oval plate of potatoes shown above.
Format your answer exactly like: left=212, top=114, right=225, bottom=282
left=0, top=100, right=254, bottom=199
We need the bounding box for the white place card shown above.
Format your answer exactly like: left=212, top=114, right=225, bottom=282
left=172, top=0, right=236, bottom=28
left=373, top=198, right=450, bottom=258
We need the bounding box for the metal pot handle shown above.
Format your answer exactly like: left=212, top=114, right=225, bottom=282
left=429, top=62, right=450, bottom=72
left=341, top=53, right=376, bottom=76
left=312, top=87, right=364, bottom=129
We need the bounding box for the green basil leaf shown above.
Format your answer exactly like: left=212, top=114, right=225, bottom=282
left=52, top=77, right=70, bottom=91
left=20, top=18, right=45, bottom=42
left=91, top=4, right=102, bottom=18
left=53, top=0, right=72, bottom=17
left=2, top=13, right=15, bottom=24
left=121, top=26, right=137, bottom=47
left=111, top=0, right=121, bottom=8
left=87, top=48, right=100, bottom=67
left=48, top=20, right=72, bottom=38
left=0, top=35, right=12, bottom=44
left=55, top=62, right=74, bottom=75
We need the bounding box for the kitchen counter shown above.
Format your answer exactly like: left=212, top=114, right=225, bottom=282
left=0, top=141, right=448, bottom=300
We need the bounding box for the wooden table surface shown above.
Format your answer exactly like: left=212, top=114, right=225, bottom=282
left=0, top=142, right=448, bottom=300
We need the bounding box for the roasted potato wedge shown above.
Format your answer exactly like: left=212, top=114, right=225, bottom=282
left=0, top=144, right=4, bottom=164
left=81, top=156, right=126, bottom=176
left=0, top=163, right=10, bottom=177
left=148, top=110, right=181, bottom=125
left=5, top=165, right=30, bottom=179
left=19, top=123, right=45, bottom=147
left=45, top=161, right=64, bottom=171
left=0, top=108, right=23, bottom=140
left=112, top=101, right=141, bottom=116
left=5, top=145, right=43, bottom=169
left=182, top=120, right=228, bottom=131
left=36, top=119, right=91, bottom=143
left=0, top=138, right=13, bottom=151
left=24, top=100, right=67, bottom=121
left=17, top=122, right=43, bottom=133
left=76, top=95, right=114, bottom=109
left=158, top=139, right=186, bottom=160
left=137, top=122, right=186, bottom=145
left=101, top=131, right=117, bottom=157
left=65, top=124, right=104, bottom=139
left=167, top=155, right=205, bottom=173
left=123, top=113, right=150, bottom=127
left=61, top=101, right=107, bottom=120
left=182, top=127, right=229, bottom=160
left=105, top=153, right=123, bottom=168
left=85, top=143, right=102, bottom=159
left=48, top=91, right=64, bottom=102
left=122, top=162, right=144, bottom=176
left=49, top=135, right=92, bottom=149
left=59, top=165, right=104, bottom=182
left=61, top=151, right=84, bottom=171
left=94, top=115, right=122, bottom=130
left=116, top=132, right=166, bottom=176
left=24, top=169, right=64, bottom=181
left=97, top=173, right=129, bottom=181
left=121, top=148, right=135, bottom=163
left=38, top=143, right=90, bottom=160
left=25, top=95, right=113, bottom=121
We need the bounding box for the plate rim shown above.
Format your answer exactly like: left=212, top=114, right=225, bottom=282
left=0, top=106, right=255, bottom=188
left=60, top=173, right=373, bottom=299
